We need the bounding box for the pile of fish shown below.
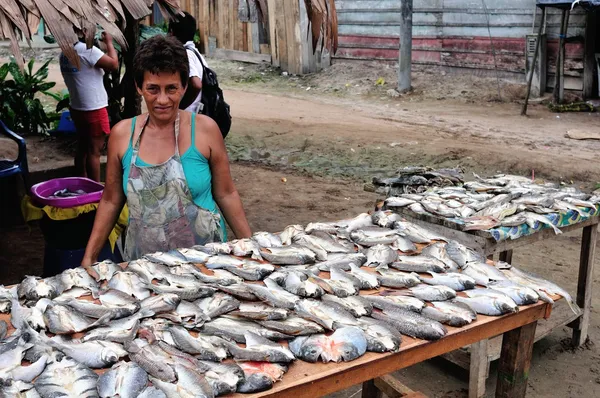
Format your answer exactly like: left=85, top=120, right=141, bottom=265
left=0, top=211, right=579, bottom=397
left=383, top=173, right=600, bottom=231
left=367, top=166, right=464, bottom=196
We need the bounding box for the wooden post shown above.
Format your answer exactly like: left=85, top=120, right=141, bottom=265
left=362, top=379, right=383, bottom=398
left=572, top=223, right=598, bottom=346
left=495, top=322, right=537, bottom=398
left=522, top=8, right=545, bottom=116
left=498, top=250, right=513, bottom=264
left=583, top=12, right=598, bottom=99
left=553, top=9, right=569, bottom=104
left=469, top=339, right=489, bottom=398
left=122, top=10, right=141, bottom=118
left=398, top=0, right=413, bottom=93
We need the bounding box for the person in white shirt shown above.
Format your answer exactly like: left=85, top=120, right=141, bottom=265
left=59, top=32, right=119, bottom=182
left=168, top=12, right=206, bottom=113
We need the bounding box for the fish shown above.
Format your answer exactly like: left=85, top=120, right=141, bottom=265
left=384, top=197, right=416, bottom=208
left=344, top=213, right=374, bottom=232
left=229, top=239, right=263, bottom=260
left=419, top=272, right=476, bottom=291
left=193, top=242, right=232, bottom=256
left=258, top=316, right=325, bottom=336
left=140, top=294, right=181, bottom=315
left=176, top=248, right=212, bottom=264
left=108, top=271, right=151, bottom=299
left=350, top=227, right=399, bottom=247
left=43, top=333, right=127, bottom=368
left=294, top=299, right=358, bottom=331
left=363, top=295, right=425, bottom=313
left=461, top=215, right=500, bottom=231
left=406, top=284, right=457, bottom=301
left=147, top=283, right=217, bottom=301
left=365, top=244, right=398, bottom=267
left=0, top=353, right=48, bottom=383
left=138, top=386, right=167, bottom=398
left=0, top=332, right=34, bottom=370
left=445, top=240, right=483, bottom=268
left=322, top=294, right=373, bottom=317
left=501, top=265, right=579, bottom=314
left=97, top=361, right=149, bottom=398
left=223, top=332, right=295, bottom=363
left=60, top=268, right=100, bottom=298
left=216, top=283, right=259, bottom=302
left=98, top=289, right=140, bottom=308
left=488, top=280, right=539, bottom=305
left=454, top=289, right=519, bottom=316
left=53, top=287, right=92, bottom=303
left=309, top=274, right=358, bottom=298
left=289, top=326, right=367, bottom=363
left=127, top=260, right=185, bottom=285
left=462, top=261, right=508, bottom=286
left=553, top=200, right=587, bottom=217
left=420, top=243, right=460, bottom=271
left=207, top=257, right=274, bottom=281
left=160, top=300, right=208, bottom=328
left=277, top=271, right=325, bottom=298
left=408, top=202, right=428, bottom=215
left=371, top=308, right=448, bottom=341
left=291, top=234, right=328, bottom=261
left=259, top=245, right=317, bottom=265
left=391, top=255, right=446, bottom=273
left=237, top=362, right=287, bottom=394
left=523, top=212, right=562, bottom=234
left=305, top=222, right=340, bottom=235
left=92, top=260, right=121, bottom=282
left=392, top=221, right=438, bottom=244
left=347, top=263, right=380, bottom=289
left=200, top=361, right=245, bottom=396
left=124, top=339, right=176, bottom=382
left=17, top=276, right=63, bottom=301
left=563, top=197, right=598, bottom=210
left=150, top=364, right=214, bottom=398
left=371, top=210, right=403, bottom=228
left=9, top=295, right=48, bottom=330
left=376, top=268, right=420, bottom=289
left=194, top=293, right=240, bottom=319
left=63, top=298, right=139, bottom=321
left=81, top=310, right=150, bottom=343
left=42, top=303, right=97, bottom=334
left=280, top=225, right=306, bottom=245
left=329, top=267, right=363, bottom=291
left=145, top=250, right=190, bottom=267
left=231, top=302, right=289, bottom=321
left=316, top=252, right=367, bottom=271
left=173, top=266, right=243, bottom=286
left=0, top=320, right=7, bottom=340
left=392, top=237, right=418, bottom=252
left=0, top=287, right=11, bottom=314
left=252, top=232, right=283, bottom=248
left=421, top=301, right=477, bottom=327
left=247, top=279, right=300, bottom=309
left=34, top=356, right=98, bottom=398
left=169, top=326, right=228, bottom=361
left=201, top=316, right=292, bottom=343
left=356, top=317, right=402, bottom=353
left=475, top=202, right=519, bottom=221
left=0, top=380, right=40, bottom=397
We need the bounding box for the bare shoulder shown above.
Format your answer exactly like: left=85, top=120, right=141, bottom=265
left=108, top=118, right=135, bottom=157
left=193, top=114, right=224, bottom=146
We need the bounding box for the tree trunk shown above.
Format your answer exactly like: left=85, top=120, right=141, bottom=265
left=122, top=11, right=142, bottom=118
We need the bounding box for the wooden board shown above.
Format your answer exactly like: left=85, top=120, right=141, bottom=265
left=212, top=48, right=271, bottom=64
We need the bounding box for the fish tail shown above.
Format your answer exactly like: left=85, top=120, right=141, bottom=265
left=565, top=297, right=582, bottom=316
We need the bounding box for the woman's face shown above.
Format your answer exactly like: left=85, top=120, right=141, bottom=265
left=137, top=71, right=186, bottom=122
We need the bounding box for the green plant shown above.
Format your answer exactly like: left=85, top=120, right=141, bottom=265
left=0, top=58, right=59, bottom=135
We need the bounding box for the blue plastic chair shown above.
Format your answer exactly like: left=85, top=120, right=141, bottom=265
left=49, top=111, right=77, bottom=136
left=0, top=120, right=29, bottom=186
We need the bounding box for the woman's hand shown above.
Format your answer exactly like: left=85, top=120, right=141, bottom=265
left=82, top=263, right=100, bottom=281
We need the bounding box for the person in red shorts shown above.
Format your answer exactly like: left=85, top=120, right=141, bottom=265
left=60, top=31, right=119, bottom=182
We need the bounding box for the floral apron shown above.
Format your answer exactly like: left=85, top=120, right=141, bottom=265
left=124, top=112, right=224, bottom=261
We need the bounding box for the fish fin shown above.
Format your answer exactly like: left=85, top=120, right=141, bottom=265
left=244, top=331, right=279, bottom=348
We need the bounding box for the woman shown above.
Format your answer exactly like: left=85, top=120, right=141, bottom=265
left=81, top=35, right=251, bottom=276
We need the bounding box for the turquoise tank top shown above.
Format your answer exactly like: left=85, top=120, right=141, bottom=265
left=122, top=114, right=227, bottom=239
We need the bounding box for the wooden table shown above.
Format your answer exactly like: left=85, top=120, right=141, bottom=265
left=234, top=301, right=552, bottom=398
left=383, top=206, right=598, bottom=397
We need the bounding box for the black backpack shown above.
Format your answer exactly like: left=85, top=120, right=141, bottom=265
left=191, top=49, right=232, bottom=138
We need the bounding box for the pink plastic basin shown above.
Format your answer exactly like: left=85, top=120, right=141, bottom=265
left=31, top=177, right=104, bottom=208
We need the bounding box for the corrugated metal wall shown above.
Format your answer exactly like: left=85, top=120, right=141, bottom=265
left=335, top=0, right=586, bottom=90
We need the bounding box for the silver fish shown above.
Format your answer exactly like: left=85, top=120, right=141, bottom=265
left=347, top=263, right=379, bottom=289
left=108, top=271, right=151, bottom=299
left=145, top=250, right=189, bottom=267
left=364, top=294, right=425, bottom=313
left=43, top=333, right=127, bottom=368
left=322, top=294, right=373, bottom=317
left=372, top=308, right=448, bottom=340
left=391, top=255, right=446, bottom=273
left=247, top=280, right=300, bottom=309
left=357, top=317, right=402, bottom=353
left=393, top=221, right=436, bottom=244
left=138, top=386, right=167, bottom=398
left=258, top=316, right=325, bottom=336
left=92, top=260, right=121, bottom=282
left=462, top=261, right=508, bottom=286
left=194, top=293, right=240, bottom=319
left=523, top=212, right=562, bottom=235
left=64, top=298, right=139, bottom=321
left=18, top=276, right=63, bottom=301
left=139, top=319, right=176, bottom=346
left=316, top=252, right=367, bottom=271
left=162, top=300, right=208, bottom=328
left=454, top=289, right=518, bottom=316
left=421, top=301, right=477, bottom=327
left=294, top=299, right=358, bottom=331
left=488, top=280, right=539, bottom=305
left=289, top=326, right=367, bottom=362
left=176, top=248, right=212, bottom=264
left=206, top=256, right=274, bottom=281
left=169, top=326, right=228, bottom=361
left=0, top=380, right=40, bottom=397
left=237, top=363, right=287, bottom=394
left=419, top=272, right=476, bottom=291
left=309, top=274, right=358, bottom=298
left=192, top=243, right=232, bottom=256
left=124, top=339, right=176, bottom=382
left=201, top=315, right=292, bottom=343
left=53, top=287, right=91, bottom=303
left=280, top=224, right=305, bottom=245
left=350, top=227, right=399, bottom=247
left=229, top=239, right=262, bottom=260
left=376, top=268, right=420, bottom=289
left=408, top=284, right=457, bottom=301
left=200, top=361, right=245, bottom=397
left=98, top=289, right=140, bottom=308
left=259, top=245, right=317, bottom=265
left=34, top=356, right=98, bottom=398
left=0, top=320, right=7, bottom=340
left=140, top=294, right=181, bottom=315
left=97, top=361, right=149, bottom=398
left=81, top=310, right=151, bottom=343
left=445, top=240, right=483, bottom=268
left=344, top=213, right=374, bottom=233
left=224, top=331, right=295, bottom=363
left=148, top=283, right=217, bottom=301
left=150, top=364, right=214, bottom=398
left=216, top=283, right=258, bottom=302
left=277, top=271, right=325, bottom=298
left=43, top=303, right=97, bottom=334
left=329, top=267, right=363, bottom=291
left=392, top=237, right=418, bottom=252
left=0, top=332, right=34, bottom=370
left=60, top=268, right=100, bottom=298
left=563, top=197, right=597, bottom=210
left=384, top=197, right=416, bottom=208
left=252, top=231, right=283, bottom=248
left=127, top=259, right=171, bottom=284
left=1, top=353, right=49, bottom=383
left=173, top=266, right=243, bottom=286
left=305, top=222, right=338, bottom=235
left=231, top=302, right=288, bottom=321
left=372, top=210, right=403, bottom=228
left=553, top=200, right=587, bottom=217
left=292, top=234, right=328, bottom=261
left=365, top=244, right=398, bottom=267
left=421, top=243, right=460, bottom=271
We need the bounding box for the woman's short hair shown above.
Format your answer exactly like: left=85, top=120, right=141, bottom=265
left=133, top=35, right=189, bottom=88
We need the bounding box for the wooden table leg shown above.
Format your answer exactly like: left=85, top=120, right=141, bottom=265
left=498, top=250, right=513, bottom=264
left=572, top=223, right=598, bottom=346
left=495, top=322, right=537, bottom=398
left=362, top=379, right=382, bottom=398
left=469, top=339, right=489, bottom=398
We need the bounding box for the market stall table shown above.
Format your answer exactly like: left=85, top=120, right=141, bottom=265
left=381, top=202, right=598, bottom=397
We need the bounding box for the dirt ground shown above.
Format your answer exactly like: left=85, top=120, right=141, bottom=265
left=1, top=48, right=600, bottom=397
